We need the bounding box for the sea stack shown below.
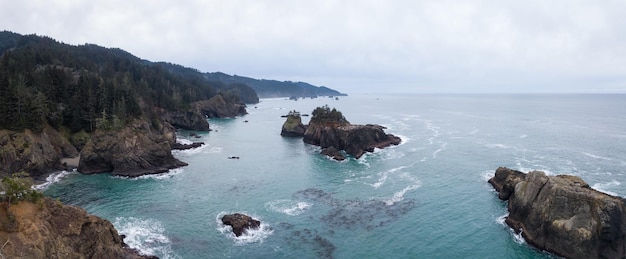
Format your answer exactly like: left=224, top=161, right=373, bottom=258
left=298, top=105, right=401, bottom=160
left=280, top=111, right=308, bottom=137
left=489, top=167, right=626, bottom=259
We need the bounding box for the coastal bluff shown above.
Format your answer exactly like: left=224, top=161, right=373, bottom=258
left=0, top=197, right=154, bottom=259
left=489, top=167, right=626, bottom=259
left=282, top=106, right=400, bottom=160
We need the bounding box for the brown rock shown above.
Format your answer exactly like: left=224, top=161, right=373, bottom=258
left=489, top=167, right=626, bottom=259
left=221, top=213, right=261, bottom=237
left=78, top=119, right=187, bottom=177
left=0, top=126, right=78, bottom=179
left=0, top=198, right=155, bottom=258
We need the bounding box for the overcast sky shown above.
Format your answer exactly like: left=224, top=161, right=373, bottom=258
left=2, top=1, right=626, bottom=94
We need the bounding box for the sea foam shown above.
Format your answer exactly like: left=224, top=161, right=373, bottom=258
left=216, top=212, right=273, bottom=245
left=592, top=180, right=621, bottom=196
left=265, top=199, right=312, bottom=216
left=114, top=217, right=176, bottom=258
left=33, top=170, right=76, bottom=190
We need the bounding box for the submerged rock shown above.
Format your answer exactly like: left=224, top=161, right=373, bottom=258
left=0, top=197, right=154, bottom=258
left=489, top=167, right=626, bottom=259
left=171, top=142, right=204, bottom=150
left=320, top=146, right=345, bottom=161
left=221, top=213, right=261, bottom=237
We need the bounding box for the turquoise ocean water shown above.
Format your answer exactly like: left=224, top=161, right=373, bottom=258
left=41, top=94, right=626, bottom=258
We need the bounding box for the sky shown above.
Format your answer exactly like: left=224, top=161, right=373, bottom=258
left=2, top=0, right=626, bottom=94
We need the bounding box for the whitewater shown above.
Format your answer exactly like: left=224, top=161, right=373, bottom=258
left=42, top=94, right=626, bottom=258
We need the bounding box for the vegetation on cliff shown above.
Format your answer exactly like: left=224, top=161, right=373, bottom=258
left=0, top=31, right=256, bottom=135
left=204, top=72, right=346, bottom=98
left=309, top=105, right=349, bottom=125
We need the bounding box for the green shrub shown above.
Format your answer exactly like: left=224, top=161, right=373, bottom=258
left=0, top=171, right=43, bottom=204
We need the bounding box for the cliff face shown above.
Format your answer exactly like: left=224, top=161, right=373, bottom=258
left=489, top=167, right=626, bottom=259
left=160, top=109, right=210, bottom=131
left=192, top=95, right=247, bottom=119
left=78, top=119, right=187, bottom=177
left=0, top=198, right=151, bottom=259
left=303, top=123, right=401, bottom=159
left=0, top=127, right=78, bottom=178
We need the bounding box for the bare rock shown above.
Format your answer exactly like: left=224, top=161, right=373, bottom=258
left=221, top=213, right=261, bottom=237
left=489, top=167, right=626, bottom=259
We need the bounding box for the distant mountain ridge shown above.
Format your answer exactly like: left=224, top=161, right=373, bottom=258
left=205, top=72, right=347, bottom=98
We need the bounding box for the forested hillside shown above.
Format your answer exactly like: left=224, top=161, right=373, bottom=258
left=0, top=31, right=257, bottom=133
left=205, top=72, right=347, bottom=98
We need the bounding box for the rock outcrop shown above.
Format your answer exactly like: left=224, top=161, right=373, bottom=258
left=280, top=112, right=307, bottom=137
left=78, top=119, right=187, bottom=177
left=281, top=106, right=400, bottom=160
left=304, top=123, right=401, bottom=159
left=0, top=198, right=154, bottom=259
left=489, top=167, right=626, bottom=259
left=171, top=142, right=204, bottom=150
left=0, top=127, right=78, bottom=179
left=221, top=213, right=261, bottom=237
left=192, top=95, right=247, bottom=119
left=160, top=108, right=210, bottom=131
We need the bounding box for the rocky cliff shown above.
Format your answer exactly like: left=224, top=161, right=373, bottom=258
left=192, top=95, right=247, bottom=119
left=0, top=127, right=78, bottom=179
left=78, top=119, right=187, bottom=177
left=0, top=198, right=153, bottom=259
left=489, top=167, right=626, bottom=259
left=160, top=108, right=210, bottom=131
left=303, top=123, right=401, bottom=159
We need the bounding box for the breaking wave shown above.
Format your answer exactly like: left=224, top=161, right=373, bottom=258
left=114, top=217, right=177, bottom=259
left=216, top=212, right=273, bottom=245
left=33, top=170, right=76, bottom=190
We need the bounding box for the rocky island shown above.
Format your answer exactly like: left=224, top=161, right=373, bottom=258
left=489, top=167, right=626, bottom=259
left=282, top=106, right=401, bottom=160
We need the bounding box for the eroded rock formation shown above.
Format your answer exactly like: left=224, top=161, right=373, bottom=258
left=304, top=123, right=401, bottom=159
left=489, top=167, right=626, bottom=259
left=221, top=213, right=261, bottom=237
left=78, top=119, right=187, bottom=177
left=0, top=198, right=154, bottom=259
left=280, top=112, right=307, bottom=137
left=0, top=126, right=78, bottom=179
left=192, top=95, right=247, bottom=119
left=281, top=106, right=400, bottom=160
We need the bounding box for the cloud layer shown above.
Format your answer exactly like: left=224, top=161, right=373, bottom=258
left=2, top=0, right=625, bottom=93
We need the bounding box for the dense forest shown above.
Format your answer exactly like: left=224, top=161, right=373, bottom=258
left=205, top=72, right=347, bottom=98
left=0, top=31, right=257, bottom=133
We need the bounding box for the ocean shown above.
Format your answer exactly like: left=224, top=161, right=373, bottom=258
left=40, top=94, right=626, bottom=258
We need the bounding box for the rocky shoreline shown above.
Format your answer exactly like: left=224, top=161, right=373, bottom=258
left=489, top=167, right=626, bottom=259
left=0, top=197, right=156, bottom=258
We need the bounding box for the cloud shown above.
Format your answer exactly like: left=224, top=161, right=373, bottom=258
left=2, top=0, right=625, bottom=93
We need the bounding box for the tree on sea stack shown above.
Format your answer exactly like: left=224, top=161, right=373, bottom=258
left=310, top=105, right=349, bottom=125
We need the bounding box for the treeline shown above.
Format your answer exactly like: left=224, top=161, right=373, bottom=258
left=0, top=32, right=257, bottom=133
left=204, top=72, right=347, bottom=98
